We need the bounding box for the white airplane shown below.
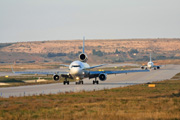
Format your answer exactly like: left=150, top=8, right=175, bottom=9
left=12, top=37, right=149, bottom=85
left=141, top=53, right=161, bottom=70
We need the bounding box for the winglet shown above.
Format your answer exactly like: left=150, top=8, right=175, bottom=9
left=83, top=36, right=85, bottom=53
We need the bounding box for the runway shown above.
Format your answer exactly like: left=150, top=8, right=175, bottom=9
left=0, top=64, right=180, bottom=98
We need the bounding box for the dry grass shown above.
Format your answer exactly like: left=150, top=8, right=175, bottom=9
left=1, top=38, right=180, bottom=63
left=0, top=75, right=180, bottom=119
left=1, top=39, right=180, bottom=54
left=155, top=59, right=180, bottom=65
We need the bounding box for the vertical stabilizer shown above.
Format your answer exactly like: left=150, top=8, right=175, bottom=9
left=79, top=36, right=88, bottom=62
left=150, top=53, right=152, bottom=62
left=83, top=36, right=85, bottom=53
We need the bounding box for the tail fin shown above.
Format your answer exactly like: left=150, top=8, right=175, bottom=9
left=11, top=66, right=15, bottom=73
left=79, top=36, right=88, bottom=62
left=83, top=36, right=85, bottom=53
left=150, top=53, right=152, bottom=62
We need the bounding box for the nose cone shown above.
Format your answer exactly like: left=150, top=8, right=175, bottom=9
left=70, top=68, right=81, bottom=75
left=148, top=65, right=152, bottom=68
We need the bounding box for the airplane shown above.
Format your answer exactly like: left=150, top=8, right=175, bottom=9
left=12, top=37, right=149, bottom=85
left=141, top=53, right=161, bottom=70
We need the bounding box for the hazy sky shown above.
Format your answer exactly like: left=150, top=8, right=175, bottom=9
left=0, top=0, right=180, bottom=43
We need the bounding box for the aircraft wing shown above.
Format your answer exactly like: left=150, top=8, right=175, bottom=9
left=84, top=64, right=107, bottom=70
left=11, top=67, right=68, bottom=75
left=12, top=71, right=68, bottom=75
left=89, top=69, right=149, bottom=78
left=153, top=65, right=162, bottom=68
left=60, top=64, right=69, bottom=67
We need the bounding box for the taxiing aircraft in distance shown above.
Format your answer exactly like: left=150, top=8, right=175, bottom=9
left=141, top=53, right=161, bottom=70
left=12, top=37, right=149, bottom=85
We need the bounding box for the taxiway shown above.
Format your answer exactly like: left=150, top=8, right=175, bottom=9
left=0, top=64, right=179, bottom=98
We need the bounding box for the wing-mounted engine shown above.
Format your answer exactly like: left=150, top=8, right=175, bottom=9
left=141, top=66, right=144, bottom=69
left=157, top=66, right=160, bottom=69
left=53, top=74, right=60, bottom=81
left=79, top=53, right=88, bottom=62
left=98, top=73, right=107, bottom=81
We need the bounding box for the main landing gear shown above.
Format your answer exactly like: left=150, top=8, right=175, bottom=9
left=93, top=78, right=99, bottom=84
left=63, top=78, right=69, bottom=85
left=75, top=80, right=84, bottom=84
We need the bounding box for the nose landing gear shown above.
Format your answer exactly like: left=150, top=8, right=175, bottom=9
left=75, top=80, right=84, bottom=84
left=93, top=78, right=99, bottom=84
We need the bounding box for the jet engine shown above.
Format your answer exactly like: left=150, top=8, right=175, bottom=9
left=53, top=74, right=60, bottom=81
left=98, top=73, right=107, bottom=81
left=79, top=53, right=88, bottom=62
left=141, top=66, right=144, bottom=69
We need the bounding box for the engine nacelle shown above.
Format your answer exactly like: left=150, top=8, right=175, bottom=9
left=157, top=66, right=160, bottom=69
left=141, top=66, right=144, bottom=69
left=53, top=74, right=60, bottom=81
left=79, top=53, right=88, bottom=62
left=98, top=73, right=107, bottom=81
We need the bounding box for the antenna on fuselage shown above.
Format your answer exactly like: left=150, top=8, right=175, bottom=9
left=83, top=36, right=85, bottom=53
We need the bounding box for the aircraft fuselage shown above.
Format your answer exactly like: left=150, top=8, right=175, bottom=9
left=147, top=61, right=154, bottom=68
left=69, top=60, right=90, bottom=80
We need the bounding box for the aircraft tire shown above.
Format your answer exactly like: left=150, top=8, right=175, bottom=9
left=93, top=81, right=95, bottom=84
left=96, top=81, right=99, bottom=84
left=63, top=81, right=66, bottom=85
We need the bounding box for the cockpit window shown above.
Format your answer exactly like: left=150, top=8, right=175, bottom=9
left=71, top=65, right=81, bottom=68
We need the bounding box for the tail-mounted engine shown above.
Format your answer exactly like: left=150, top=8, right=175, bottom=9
left=53, top=74, right=60, bottom=81
left=98, top=73, right=107, bottom=81
left=79, top=53, right=88, bottom=62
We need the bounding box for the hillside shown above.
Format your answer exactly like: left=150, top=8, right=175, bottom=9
left=0, top=38, right=180, bottom=63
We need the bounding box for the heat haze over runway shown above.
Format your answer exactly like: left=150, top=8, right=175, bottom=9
left=0, top=64, right=179, bottom=98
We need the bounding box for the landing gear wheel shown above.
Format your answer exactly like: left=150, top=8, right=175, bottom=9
left=63, top=81, right=69, bottom=85
left=93, top=80, right=99, bottom=84
left=75, top=81, right=83, bottom=85
left=154, top=68, right=156, bottom=70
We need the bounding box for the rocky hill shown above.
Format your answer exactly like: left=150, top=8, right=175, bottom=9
left=0, top=38, right=180, bottom=63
